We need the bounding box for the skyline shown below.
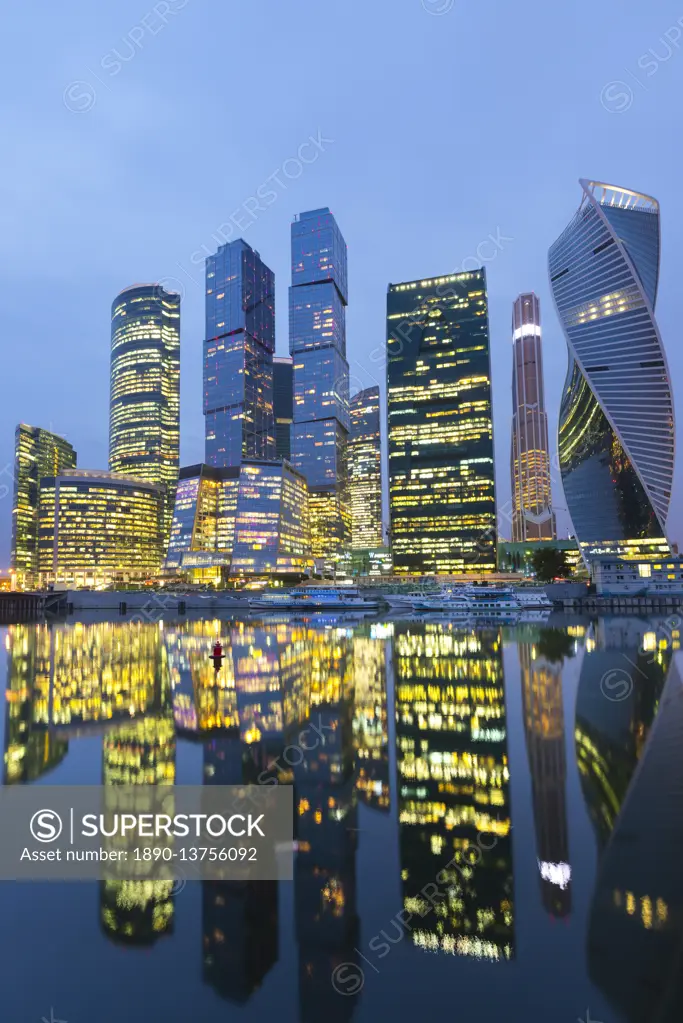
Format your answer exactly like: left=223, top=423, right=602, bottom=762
left=3, top=0, right=683, bottom=567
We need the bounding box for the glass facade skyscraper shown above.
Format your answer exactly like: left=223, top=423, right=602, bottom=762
left=550, top=180, right=674, bottom=561
left=273, top=356, right=294, bottom=460
left=37, top=469, right=164, bottom=586
left=204, top=240, right=275, bottom=468
left=510, top=294, right=556, bottom=542
left=109, top=284, right=180, bottom=543
left=289, top=208, right=350, bottom=560
left=349, top=387, right=383, bottom=549
left=387, top=269, right=497, bottom=575
left=11, top=424, right=77, bottom=584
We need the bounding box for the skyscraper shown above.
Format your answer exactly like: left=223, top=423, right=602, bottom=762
left=289, top=208, right=350, bottom=561
left=550, top=180, right=674, bottom=560
left=349, top=387, right=383, bottom=550
left=387, top=269, right=497, bottom=575
left=510, top=294, right=556, bottom=542
left=11, top=424, right=77, bottom=583
left=273, top=356, right=294, bottom=460
left=204, top=240, right=275, bottom=468
left=109, top=284, right=180, bottom=542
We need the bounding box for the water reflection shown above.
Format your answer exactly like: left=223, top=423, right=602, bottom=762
left=2, top=615, right=683, bottom=1021
left=517, top=626, right=572, bottom=918
left=574, top=618, right=683, bottom=1022
left=394, top=624, right=514, bottom=960
left=102, top=714, right=176, bottom=945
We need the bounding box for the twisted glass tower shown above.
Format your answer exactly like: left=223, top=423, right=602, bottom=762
left=549, top=180, right=674, bottom=559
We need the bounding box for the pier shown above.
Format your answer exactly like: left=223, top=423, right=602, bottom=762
left=0, top=591, right=69, bottom=622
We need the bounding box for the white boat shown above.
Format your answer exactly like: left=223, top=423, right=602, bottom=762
left=249, top=585, right=380, bottom=613
left=514, top=589, right=553, bottom=610
left=410, top=592, right=473, bottom=616
left=461, top=585, right=523, bottom=614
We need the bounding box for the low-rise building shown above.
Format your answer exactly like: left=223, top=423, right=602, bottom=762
left=37, top=470, right=164, bottom=587
left=165, top=460, right=313, bottom=584
left=591, top=556, right=683, bottom=596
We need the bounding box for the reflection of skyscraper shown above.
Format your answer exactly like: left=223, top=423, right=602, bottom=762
left=11, top=424, right=76, bottom=584
left=518, top=632, right=571, bottom=917
left=285, top=626, right=360, bottom=1021
left=349, top=387, right=383, bottom=550
left=587, top=655, right=683, bottom=1022
left=550, top=180, right=674, bottom=560
left=204, top=240, right=276, bottom=467
left=510, top=294, right=555, bottom=542
left=353, top=631, right=390, bottom=812
left=3, top=624, right=68, bottom=783
left=387, top=270, right=497, bottom=574
left=575, top=618, right=671, bottom=852
left=289, top=208, right=351, bottom=561
left=109, top=284, right=181, bottom=543
left=394, top=623, right=513, bottom=959
left=101, top=714, right=176, bottom=946
left=202, top=732, right=279, bottom=1003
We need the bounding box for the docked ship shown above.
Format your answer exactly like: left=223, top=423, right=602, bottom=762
left=248, top=585, right=380, bottom=613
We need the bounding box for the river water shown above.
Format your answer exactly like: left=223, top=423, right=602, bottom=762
left=1, top=613, right=681, bottom=1023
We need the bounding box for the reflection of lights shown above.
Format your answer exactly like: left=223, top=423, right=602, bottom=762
left=538, top=860, right=572, bottom=890
left=370, top=623, right=394, bottom=639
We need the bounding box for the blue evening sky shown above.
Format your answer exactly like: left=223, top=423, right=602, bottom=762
left=2, top=0, right=682, bottom=565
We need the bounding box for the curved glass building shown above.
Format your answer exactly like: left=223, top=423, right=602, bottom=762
left=109, top=284, right=181, bottom=544
left=549, top=180, right=674, bottom=559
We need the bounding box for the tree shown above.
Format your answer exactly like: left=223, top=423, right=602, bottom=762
left=536, top=628, right=575, bottom=665
left=530, top=547, right=570, bottom=582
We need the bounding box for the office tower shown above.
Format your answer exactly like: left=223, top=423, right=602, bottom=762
left=510, top=294, right=556, bottom=542
left=204, top=240, right=275, bottom=467
left=10, top=424, right=76, bottom=583
left=550, top=179, right=674, bottom=560
left=387, top=269, right=497, bottom=575
left=166, top=460, right=312, bottom=582
left=274, top=356, right=294, bottom=459
left=518, top=635, right=571, bottom=917
left=349, top=387, right=383, bottom=550
left=394, top=622, right=514, bottom=959
left=37, top=469, right=164, bottom=587
left=289, top=208, right=350, bottom=561
left=109, top=284, right=180, bottom=542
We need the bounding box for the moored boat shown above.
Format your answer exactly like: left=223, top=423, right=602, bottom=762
left=249, top=585, right=380, bottom=613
